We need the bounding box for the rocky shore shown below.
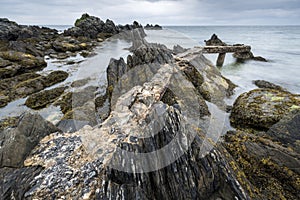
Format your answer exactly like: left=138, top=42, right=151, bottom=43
left=0, top=14, right=299, bottom=200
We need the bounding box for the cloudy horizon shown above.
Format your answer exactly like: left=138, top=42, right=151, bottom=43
left=1, top=0, right=300, bottom=26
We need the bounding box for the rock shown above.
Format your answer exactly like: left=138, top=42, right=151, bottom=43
left=0, top=112, right=59, bottom=167
left=224, top=129, right=300, bottom=199
left=0, top=18, right=21, bottom=41
left=71, top=78, right=90, bottom=88
left=230, top=88, right=300, bottom=129
left=0, top=51, right=46, bottom=69
left=64, top=13, right=118, bottom=39
left=175, top=47, right=236, bottom=108
left=172, top=44, right=188, bottom=55
left=0, top=166, right=43, bottom=200
left=253, top=80, right=285, bottom=91
left=13, top=70, right=68, bottom=98
left=144, top=24, right=162, bottom=30
left=0, top=94, right=9, bottom=107
left=23, top=61, right=248, bottom=199
left=204, top=34, right=227, bottom=46
left=0, top=116, right=19, bottom=131
left=267, top=109, right=300, bottom=153
left=233, top=51, right=267, bottom=62
left=55, top=86, right=97, bottom=114
left=25, top=87, right=66, bottom=109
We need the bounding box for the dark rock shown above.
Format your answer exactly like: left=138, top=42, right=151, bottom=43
left=253, top=56, right=268, bottom=62
left=172, top=44, right=188, bottom=55
left=0, top=112, right=59, bottom=167
left=25, top=87, right=66, bottom=109
left=0, top=166, right=43, bottom=200
left=230, top=88, right=300, bottom=129
left=253, top=80, right=285, bottom=91
left=0, top=116, right=19, bottom=131
left=204, top=34, right=227, bottom=46
left=267, top=109, right=300, bottom=152
left=224, top=129, right=300, bottom=199
left=0, top=18, right=20, bottom=41
left=64, top=13, right=118, bottom=39
left=13, top=70, right=68, bottom=98
left=233, top=51, right=267, bottom=62
left=0, top=51, right=46, bottom=68
left=144, top=24, right=162, bottom=30
left=0, top=94, right=9, bottom=108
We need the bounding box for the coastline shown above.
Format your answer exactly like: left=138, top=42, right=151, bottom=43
left=0, top=14, right=300, bottom=200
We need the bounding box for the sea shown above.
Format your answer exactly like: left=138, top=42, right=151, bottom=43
left=1, top=25, right=299, bottom=122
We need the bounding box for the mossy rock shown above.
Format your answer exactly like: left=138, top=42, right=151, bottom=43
left=230, top=88, right=300, bottom=129
left=13, top=71, right=68, bottom=98
left=25, top=87, right=66, bottom=109
left=43, top=70, right=69, bottom=87
left=0, top=51, right=46, bottom=68
left=0, top=94, right=10, bottom=108
left=0, top=67, right=17, bottom=79
left=74, top=13, right=90, bottom=27
left=223, top=130, right=300, bottom=199
left=0, top=116, right=19, bottom=131
left=0, top=58, right=11, bottom=68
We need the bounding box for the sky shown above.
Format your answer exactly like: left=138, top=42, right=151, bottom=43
left=0, top=0, right=300, bottom=25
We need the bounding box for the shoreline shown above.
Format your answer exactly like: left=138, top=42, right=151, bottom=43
left=1, top=14, right=300, bottom=200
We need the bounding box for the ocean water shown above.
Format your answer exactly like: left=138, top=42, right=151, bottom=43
left=146, top=26, right=300, bottom=104
left=1, top=25, right=299, bottom=122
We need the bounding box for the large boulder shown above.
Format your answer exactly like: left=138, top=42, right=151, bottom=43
left=230, top=88, right=300, bottom=129
left=267, top=110, right=300, bottom=153
left=0, top=112, right=59, bottom=167
left=64, top=13, right=118, bottom=39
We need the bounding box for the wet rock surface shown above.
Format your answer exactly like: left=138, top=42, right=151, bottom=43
left=230, top=88, right=300, bottom=129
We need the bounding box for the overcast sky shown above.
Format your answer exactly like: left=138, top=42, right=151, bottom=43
left=1, top=0, right=300, bottom=25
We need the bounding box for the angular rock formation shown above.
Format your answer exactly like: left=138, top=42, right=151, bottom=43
left=204, top=34, right=227, bottom=46
left=144, top=24, right=163, bottom=30
left=0, top=112, right=59, bottom=168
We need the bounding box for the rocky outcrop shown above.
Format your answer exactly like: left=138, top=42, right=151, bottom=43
left=233, top=51, right=267, bottom=62
left=230, top=88, right=300, bottom=129
left=64, top=13, right=119, bottom=39
left=23, top=49, right=248, bottom=199
left=144, top=24, right=162, bottom=30
left=204, top=34, right=227, bottom=46
left=0, top=112, right=59, bottom=168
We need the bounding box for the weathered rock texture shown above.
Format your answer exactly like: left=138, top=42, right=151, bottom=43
left=230, top=88, right=300, bottom=129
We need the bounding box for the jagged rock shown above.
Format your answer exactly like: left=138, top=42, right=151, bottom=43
left=175, top=47, right=236, bottom=108
left=23, top=61, right=247, bottom=199
left=204, top=34, right=227, bottom=46
left=224, top=129, right=300, bottom=199
left=253, top=80, right=285, bottom=91
left=0, top=166, right=43, bottom=200
left=230, top=88, right=300, bottom=129
left=172, top=44, right=188, bottom=55
left=0, top=112, right=59, bottom=167
left=0, top=18, right=21, bottom=41
left=144, top=24, right=162, bottom=30
left=64, top=13, right=118, bottom=39
left=267, top=109, right=300, bottom=153
left=25, top=87, right=66, bottom=109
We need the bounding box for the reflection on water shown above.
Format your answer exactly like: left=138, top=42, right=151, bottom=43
left=0, top=38, right=131, bottom=123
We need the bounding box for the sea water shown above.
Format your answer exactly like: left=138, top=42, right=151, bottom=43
left=146, top=26, right=300, bottom=103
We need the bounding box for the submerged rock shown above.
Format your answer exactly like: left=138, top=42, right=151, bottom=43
left=0, top=112, right=59, bottom=168
left=230, top=88, right=300, bottom=129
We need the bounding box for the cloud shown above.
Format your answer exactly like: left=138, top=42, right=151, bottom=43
left=0, top=0, right=299, bottom=25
